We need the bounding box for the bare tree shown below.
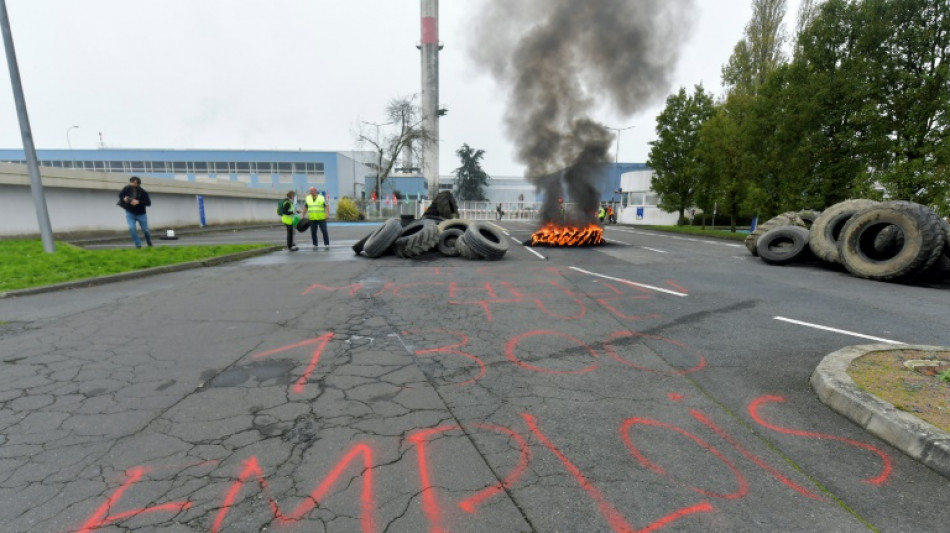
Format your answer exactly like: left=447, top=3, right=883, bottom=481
left=358, top=95, right=435, bottom=199
left=793, top=0, right=823, bottom=52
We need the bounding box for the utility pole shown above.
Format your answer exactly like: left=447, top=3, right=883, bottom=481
left=0, top=0, right=54, bottom=252
left=606, top=125, right=635, bottom=164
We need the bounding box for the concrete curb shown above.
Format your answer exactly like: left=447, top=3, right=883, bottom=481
left=811, top=344, right=950, bottom=479
left=0, top=246, right=282, bottom=299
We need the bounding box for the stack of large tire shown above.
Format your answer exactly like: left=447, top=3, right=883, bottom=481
left=748, top=199, right=950, bottom=283
left=352, top=218, right=509, bottom=261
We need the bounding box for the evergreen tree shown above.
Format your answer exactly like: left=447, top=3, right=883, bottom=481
left=453, top=144, right=491, bottom=201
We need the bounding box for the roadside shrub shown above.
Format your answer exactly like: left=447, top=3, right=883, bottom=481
left=336, top=197, right=360, bottom=221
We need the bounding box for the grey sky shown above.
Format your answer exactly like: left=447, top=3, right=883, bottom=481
left=0, top=0, right=801, bottom=176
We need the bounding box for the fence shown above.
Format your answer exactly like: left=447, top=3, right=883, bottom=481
left=353, top=200, right=543, bottom=222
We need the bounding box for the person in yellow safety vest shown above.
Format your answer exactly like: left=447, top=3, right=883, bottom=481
left=598, top=205, right=606, bottom=223
left=304, top=186, right=330, bottom=248
left=280, top=190, right=299, bottom=252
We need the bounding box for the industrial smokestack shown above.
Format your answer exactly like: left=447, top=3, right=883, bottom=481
left=420, top=0, right=440, bottom=199
left=470, top=0, right=696, bottom=224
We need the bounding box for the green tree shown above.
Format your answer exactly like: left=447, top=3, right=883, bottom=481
left=723, top=0, right=789, bottom=95
left=453, top=143, right=491, bottom=201
left=696, top=94, right=756, bottom=230
left=647, top=85, right=716, bottom=224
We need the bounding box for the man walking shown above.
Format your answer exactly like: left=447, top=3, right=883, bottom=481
left=118, top=176, right=152, bottom=248
left=304, top=186, right=329, bottom=248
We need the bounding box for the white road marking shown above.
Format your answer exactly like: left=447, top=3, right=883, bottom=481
left=604, top=238, right=629, bottom=245
left=569, top=267, right=688, bottom=297
left=773, top=316, right=906, bottom=345
left=642, top=247, right=668, bottom=254
left=613, top=228, right=744, bottom=248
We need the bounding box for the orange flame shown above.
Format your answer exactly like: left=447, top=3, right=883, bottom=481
left=530, top=223, right=604, bottom=246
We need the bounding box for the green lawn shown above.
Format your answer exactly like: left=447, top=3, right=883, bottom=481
left=631, top=225, right=748, bottom=241
left=0, top=240, right=272, bottom=292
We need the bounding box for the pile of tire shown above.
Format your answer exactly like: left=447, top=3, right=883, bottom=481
left=749, top=200, right=950, bottom=282
left=352, top=218, right=509, bottom=261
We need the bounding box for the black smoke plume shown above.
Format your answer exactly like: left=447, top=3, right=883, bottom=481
left=471, top=0, right=695, bottom=224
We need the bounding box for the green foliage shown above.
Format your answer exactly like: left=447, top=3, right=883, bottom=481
left=0, top=240, right=270, bottom=292
left=647, top=85, right=716, bottom=224
left=453, top=143, right=491, bottom=201
left=938, top=369, right=950, bottom=383
left=336, top=197, right=360, bottom=221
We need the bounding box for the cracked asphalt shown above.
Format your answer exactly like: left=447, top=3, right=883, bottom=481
left=1, top=222, right=948, bottom=532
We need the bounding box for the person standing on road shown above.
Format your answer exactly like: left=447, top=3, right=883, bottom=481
left=303, top=186, right=329, bottom=248
left=496, top=203, right=504, bottom=220
left=280, top=190, right=299, bottom=252
left=118, top=176, right=153, bottom=248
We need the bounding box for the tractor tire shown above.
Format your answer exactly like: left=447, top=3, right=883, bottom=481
left=757, top=226, right=812, bottom=265
left=794, top=209, right=821, bottom=229
left=744, top=212, right=806, bottom=256
left=393, top=219, right=440, bottom=258
left=431, top=191, right=459, bottom=219
left=461, top=222, right=509, bottom=260
left=363, top=219, right=402, bottom=258
left=808, top=199, right=879, bottom=264
left=437, top=228, right=464, bottom=257
left=838, top=202, right=945, bottom=281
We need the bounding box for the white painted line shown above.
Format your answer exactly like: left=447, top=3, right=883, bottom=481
left=569, top=267, right=688, bottom=297
left=642, top=247, right=668, bottom=254
left=604, top=238, right=629, bottom=245
left=773, top=316, right=906, bottom=345
left=512, top=236, right=547, bottom=260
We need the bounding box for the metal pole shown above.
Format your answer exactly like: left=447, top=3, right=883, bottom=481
left=0, top=0, right=54, bottom=252
left=66, top=125, right=78, bottom=149
left=607, top=125, right=635, bottom=164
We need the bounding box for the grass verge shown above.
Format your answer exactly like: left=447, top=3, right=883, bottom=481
left=632, top=225, right=748, bottom=241
left=0, top=240, right=272, bottom=292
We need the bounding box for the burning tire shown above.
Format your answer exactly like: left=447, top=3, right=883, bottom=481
left=808, top=199, right=879, bottom=264
left=462, top=222, right=509, bottom=260
left=437, top=228, right=464, bottom=257
left=362, top=218, right=402, bottom=258
left=744, top=212, right=806, bottom=256
left=757, top=226, right=812, bottom=265
left=393, top=219, right=440, bottom=258
left=837, top=202, right=945, bottom=281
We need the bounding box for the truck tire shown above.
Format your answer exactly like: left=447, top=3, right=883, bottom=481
left=757, top=226, right=812, bottom=265
left=352, top=233, right=370, bottom=255
left=838, top=202, right=945, bottom=281
left=363, top=219, right=402, bottom=258
left=809, top=199, right=879, bottom=264
left=456, top=233, right=483, bottom=260
left=794, top=209, right=821, bottom=229
left=437, top=228, right=464, bottom=257
left=438, top=218, right=472, bottom=234
left=462, top=222, right=509, bottom=260
left=744, top=212, right=806, bottom=256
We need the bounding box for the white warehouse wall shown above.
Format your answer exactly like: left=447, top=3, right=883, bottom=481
left=1, top=163, right=283, bottom=238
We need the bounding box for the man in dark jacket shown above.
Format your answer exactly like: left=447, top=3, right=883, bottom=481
left=118, top=176, right=153, bottom=248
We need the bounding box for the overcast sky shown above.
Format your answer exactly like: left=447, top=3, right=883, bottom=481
left=0, top=0, right=802, bottom=176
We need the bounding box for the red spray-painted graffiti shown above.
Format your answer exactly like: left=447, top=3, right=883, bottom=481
left=76, top=397, right=890, bottom=533
left=252, top=333, right=334, bottom=394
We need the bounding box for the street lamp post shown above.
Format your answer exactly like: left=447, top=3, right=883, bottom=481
left=66, top=125, right=79, bottom=164
left=606, top=124, right=635, bottom=164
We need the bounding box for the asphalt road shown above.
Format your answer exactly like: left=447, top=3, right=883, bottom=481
left=1, top=221, right=948, bottom=532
